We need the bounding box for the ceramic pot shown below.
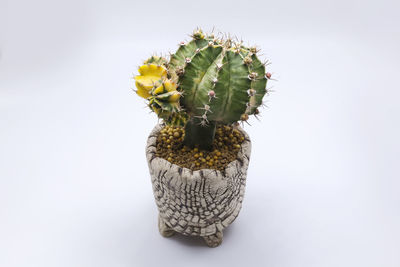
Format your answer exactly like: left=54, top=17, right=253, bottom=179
left=145, top=124, right=251, bottom=247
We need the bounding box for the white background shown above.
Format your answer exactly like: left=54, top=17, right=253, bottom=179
left=1, top=0, right=399, bottom=266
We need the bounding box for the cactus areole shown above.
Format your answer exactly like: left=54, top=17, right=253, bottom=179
left=134, top=29, right=270, bottom=150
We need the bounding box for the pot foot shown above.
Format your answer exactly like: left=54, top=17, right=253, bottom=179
left=158, top=215, right=175, bottom=237
left=203, top=231, right=223, bottom=248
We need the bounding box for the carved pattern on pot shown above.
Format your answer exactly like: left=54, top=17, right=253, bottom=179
left=146, top=124, right=251, bottom=247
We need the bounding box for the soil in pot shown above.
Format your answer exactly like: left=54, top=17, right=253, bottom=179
left=154, top=124, right=245, bottom=171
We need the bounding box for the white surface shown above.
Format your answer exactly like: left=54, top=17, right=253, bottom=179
left=1, top=0, right=399, bottom=266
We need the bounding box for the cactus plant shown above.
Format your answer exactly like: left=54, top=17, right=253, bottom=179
left=134, top=29, right=271, bottom=150
left=134, top=29, right=274, bottom=247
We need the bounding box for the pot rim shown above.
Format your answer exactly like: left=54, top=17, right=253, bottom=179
left=146, top=123, right=251, bottom=177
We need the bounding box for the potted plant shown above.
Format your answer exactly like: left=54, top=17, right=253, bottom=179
left=133, top=29, right=272, bottom=247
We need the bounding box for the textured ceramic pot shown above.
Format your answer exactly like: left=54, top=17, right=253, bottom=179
left=145, top=124, right=251, bottom=247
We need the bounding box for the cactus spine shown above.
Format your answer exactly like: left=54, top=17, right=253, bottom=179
left=134, top=29, right=270, bottom=150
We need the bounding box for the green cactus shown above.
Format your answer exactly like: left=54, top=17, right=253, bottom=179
left=134, top=29, right=271, bottom=150
left=169, top=30, right=269, bottom=149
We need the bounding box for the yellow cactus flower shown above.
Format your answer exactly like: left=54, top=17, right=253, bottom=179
left=135, top=64, right=167, bottom=99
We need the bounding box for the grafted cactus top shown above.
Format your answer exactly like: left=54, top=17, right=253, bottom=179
left=169, top=32, right=268, bottom=124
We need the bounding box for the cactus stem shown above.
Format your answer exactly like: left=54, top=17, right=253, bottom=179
left=183, top=118, right=216, bottom=150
